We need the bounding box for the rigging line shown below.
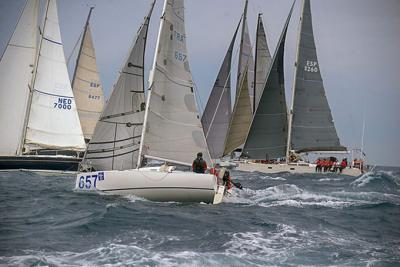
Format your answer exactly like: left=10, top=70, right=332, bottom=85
left=66, top=29, right=83, bottom=67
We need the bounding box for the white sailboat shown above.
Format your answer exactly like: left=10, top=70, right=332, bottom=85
left=237, top=0, right=362, bottom=176
left=75, top=0, right=225, bottom=204
left=71, top=7, right=105, bottom=143
left=0, top=0, right=86, bottom=172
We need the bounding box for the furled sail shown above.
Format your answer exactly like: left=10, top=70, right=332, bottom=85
left=201, top=19, right=241, bottom=159
left=23, top=0, right=85, bottom=152
left=0, top=0, right=38, bottom=156
left=253, top=14, right=272, bottom=113
left=288, top=0, right=346, bottom=153
left=223, top=68, right=252, bottom=156
left=237, top=0, right=255, bottom=112
left=82, top=1, right=155, bottom=171
left=72, top=8, right=104, bottom=141
left=139, top=0, right=212, bottom=167
left=242, top=3, right=295, bottom=160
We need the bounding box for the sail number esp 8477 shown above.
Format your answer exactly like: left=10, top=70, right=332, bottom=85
left=78, top=172, right=104, bottom=189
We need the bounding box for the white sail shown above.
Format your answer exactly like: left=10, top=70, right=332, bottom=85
left=139, top=0, right=212, bottom=167
left=223, top=68, right=252, bottom=156
left=72, top=8, right=104, bottom=141
left=24, top=0, right=85, bottom=152
left=0, top=0, right=38, bottom=156
left=82, top=1, right=155, bottom=171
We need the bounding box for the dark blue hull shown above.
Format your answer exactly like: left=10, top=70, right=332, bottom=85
left=0, top=156, right=81, bottom=172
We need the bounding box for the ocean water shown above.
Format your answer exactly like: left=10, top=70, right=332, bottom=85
left=0, top=167, right=399, bottom=266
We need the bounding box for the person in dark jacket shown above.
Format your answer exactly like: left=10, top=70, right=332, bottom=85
left=192, top=152, right=207, bottom=173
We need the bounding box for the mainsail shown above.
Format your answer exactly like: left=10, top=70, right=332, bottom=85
left=72, top=8, right=104, bottom=141
left=0, top=0, right=38, bottom=156
left=201, top=19, right=241, bottom=159
left=287, top=0, right=346, bottom=154
left=242, top=4, right=295, bottom=160
left=138, top=0, right=212, bottom=167
left=24, top=0, right=85, bottom=152
left=253, top=14, right=272, bottom=112
left=237, top=0, right=255, bottom=112
left=82, top=1, right=155, bottom=171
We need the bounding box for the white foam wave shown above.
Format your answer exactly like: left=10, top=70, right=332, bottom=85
left=261, top=176, right=286, bottom=181
left=224, top=183, right=393, bottom=208
left=318, top=177, right=343, bottom=182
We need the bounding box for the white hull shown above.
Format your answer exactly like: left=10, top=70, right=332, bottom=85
left=75, top=167, right=225, bottom=204
left=236, top=162, right=362, bottom=177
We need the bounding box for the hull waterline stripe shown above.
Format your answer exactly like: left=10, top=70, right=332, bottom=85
left=101, top=186, right=214, bottom=192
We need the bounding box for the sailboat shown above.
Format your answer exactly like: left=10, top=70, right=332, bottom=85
left=0, top=0, right=86, bottom=172
left=201, top=0, right=260, bottom=165
left=237, top=0, right=362, bottom=176
left=71, top=7, right=105, bottom=143
left=75, top=0, right=225, bottom=204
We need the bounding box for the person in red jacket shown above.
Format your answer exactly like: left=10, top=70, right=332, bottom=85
left=192, top=152, right=207, bottom=173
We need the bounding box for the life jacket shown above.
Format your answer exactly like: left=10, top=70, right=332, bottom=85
left=193, top=158, right=206, bottom=173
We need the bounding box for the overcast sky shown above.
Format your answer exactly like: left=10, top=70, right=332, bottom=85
left=1, top=0, right=399, bottom=167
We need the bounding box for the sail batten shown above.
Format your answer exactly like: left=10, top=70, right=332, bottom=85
left=201, top=18, right=241, bottom=159
left=242, top=3, right=295, bottom=160
left=139, top=0, right=212, bottom=167
left=82, top=1, right=155, bottom=171
left=0, top=0, right=39, bottom=156
left=288, top=0, right=345, bottom=153
left=24, top=0, right=85, bottom=152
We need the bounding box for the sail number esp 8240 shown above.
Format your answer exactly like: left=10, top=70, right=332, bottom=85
left=304, top=60, right=319, bottom=73
left=78, top=172, right=105, bottom=190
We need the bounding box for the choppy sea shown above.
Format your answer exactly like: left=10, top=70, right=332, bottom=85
left=0, top=167, right=399, bottom=266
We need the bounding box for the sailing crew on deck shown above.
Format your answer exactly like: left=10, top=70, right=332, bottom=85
left=192, top=152, right=207, bottom=173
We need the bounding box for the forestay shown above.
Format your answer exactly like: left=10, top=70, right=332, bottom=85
left=242, top=4, right=294, bottom=160
left=82, top=1, right=155, bottom=171
left=72, top=8, right=104, bottom=141
left=253, top=15, right=272, bottom=112
left=201, top=19, right=241, bottom=159
left=24, top=0, right=85, bottom=152
left=289, top=0, right=345, bottom=153
left=139, top=0, right=211, bottom=167
left=0, top=0, right=38, bottom=156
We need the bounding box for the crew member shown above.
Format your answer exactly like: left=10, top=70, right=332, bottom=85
left=192, top=152, right=207, bottom=173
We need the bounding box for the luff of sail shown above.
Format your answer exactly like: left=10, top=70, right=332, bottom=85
left=288, top=0, right=346, bottom=153
left=201, top=19, right=241, bottom=159
left=253, top=14, right=272, bottom=113
left=82, top=1, right=155, bottom=171
left=139, top=0, right=212, bottom=167
left=24, top=0, right=85, bottom=152
left=72, top=8, right=104, bottom=141
left=237, top=0, right=255, bottom=112
left=223, top=67, right=252, bottom=156
left=242, top=3, right=295, bottom=160
left=0, top=0, right=38, bottom=156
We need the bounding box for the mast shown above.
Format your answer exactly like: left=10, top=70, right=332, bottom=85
left=19, top=0, right=51, bottom=154
left=71, top=7, right=94, bottom=86
left=137, top=0, right=160, bottom=168
left=286, top=0, right=304, bottom=163
left=253, top=13, right=261, bottom=114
